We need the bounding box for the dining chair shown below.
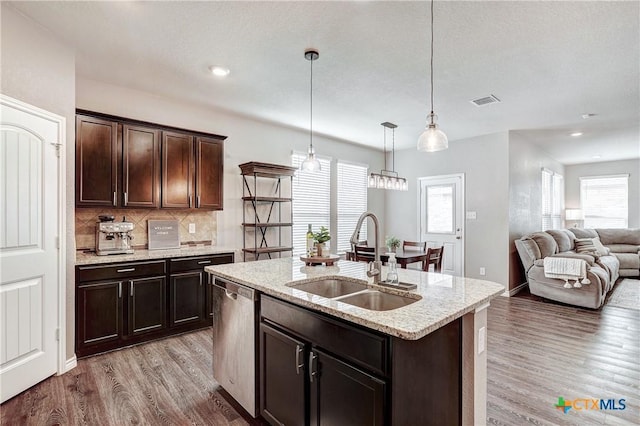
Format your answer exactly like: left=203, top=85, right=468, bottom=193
left=403, top=241, right=427, bottom=251
left=354, top=245, right=376, bottom=263
left=423, top=246, right=444, bottom=273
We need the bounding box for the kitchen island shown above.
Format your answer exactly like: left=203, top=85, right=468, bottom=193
left=206, top=257, right=504, bottom=425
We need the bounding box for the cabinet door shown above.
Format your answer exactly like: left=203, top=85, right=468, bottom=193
left=195, top=137, right=223, bottom=209
left=310, top=348, right=386, bottom=426
left=169, top=271, right=205, bottom=326
left=76, top=280, right=123, bottom=350
left=76, top=115, right=118, bottom=207
left=127, top=276, right=166, bottom=337
left=260, top=323, right=306, bottom=426
left=122, top=124, right=160, bottom=208
left=161, top=131, right=193, bottom=208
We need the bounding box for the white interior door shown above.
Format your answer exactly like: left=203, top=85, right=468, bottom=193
left=0, top=96, right=63, bottom=403
left=419, top=174, right=464, bottom=276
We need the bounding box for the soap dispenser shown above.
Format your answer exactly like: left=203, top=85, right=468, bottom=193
left=386, top=253, right=399, bottom=284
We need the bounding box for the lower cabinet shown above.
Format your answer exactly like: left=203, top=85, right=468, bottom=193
left=76, top=252, right=233, bottom=357
left=260, top=296, right=387, bottom=426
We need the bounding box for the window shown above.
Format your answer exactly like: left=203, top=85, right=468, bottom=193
left=580, top=175, right=628, bottom=228
left=542, top=169, right=563, bottom=230
left=337, top=161, right=368, bottom=253
left=291, top=153, right=331, bottom=256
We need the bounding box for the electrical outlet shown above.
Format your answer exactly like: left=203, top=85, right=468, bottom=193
left=188, top=223, right=196, bottom=234
left=479, top=267, right=486, bottom=276
left=478, top=327, right=486, bottom=354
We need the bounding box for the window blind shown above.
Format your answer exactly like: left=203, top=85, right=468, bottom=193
left=542, top=169, right=563, bottom=230
left=580, top=175, right=628, bottom=228
left=291, top=153, right=331, bottom=256
left=337, top=161, right=368, bottom=253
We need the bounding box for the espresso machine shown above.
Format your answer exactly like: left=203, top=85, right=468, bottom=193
left=96, top=215, right=135, bottom=255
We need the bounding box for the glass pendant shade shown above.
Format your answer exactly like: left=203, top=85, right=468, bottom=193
left=417, top=113, right=448, bottom=152
left=300, top=146, right=321, bottom=172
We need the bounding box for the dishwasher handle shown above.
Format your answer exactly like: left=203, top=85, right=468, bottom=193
left=213, top=278, right=255, bottom=301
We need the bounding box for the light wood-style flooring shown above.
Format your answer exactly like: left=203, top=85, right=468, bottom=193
left=2, top=295, right=638, bottom=425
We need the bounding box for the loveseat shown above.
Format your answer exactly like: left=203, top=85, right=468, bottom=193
left=515, top=228, right=639, bottom=309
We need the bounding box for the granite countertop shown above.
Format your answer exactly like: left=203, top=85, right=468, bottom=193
left=76, top=246, right=236, bottom=266
left=205, top=258, right=504, bottom=340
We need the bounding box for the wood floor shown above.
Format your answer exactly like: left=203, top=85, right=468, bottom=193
left=2, top=295, right=638, bottom=426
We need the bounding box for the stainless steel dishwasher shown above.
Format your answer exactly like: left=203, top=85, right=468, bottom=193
left=211, top=277, right=257, bottom=417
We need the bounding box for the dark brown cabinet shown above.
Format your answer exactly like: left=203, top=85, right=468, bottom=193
left=76, top=253, right=233, bottom=357
left=122, top=124, right=161, bottom=208
left=76, top=115, right=118, bottom=207
left=260, top=323, right=307, bottom=426
left=76, top=111, right=225, bottom=210
left=260, top=295, right=388, bottom=426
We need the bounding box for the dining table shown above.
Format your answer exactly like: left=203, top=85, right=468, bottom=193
left=345, top=249, right=428, bottom=270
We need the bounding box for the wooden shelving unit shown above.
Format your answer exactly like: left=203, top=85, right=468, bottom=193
left=240, top=162, right=297, bottom=262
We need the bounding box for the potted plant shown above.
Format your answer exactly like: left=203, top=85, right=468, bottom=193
left=313, top=226, right=331, bottom=257
left=385, top=236, right=401, bottom=252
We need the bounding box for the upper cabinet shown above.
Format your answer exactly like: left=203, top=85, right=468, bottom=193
left=76, top=115, right=118, bottom=206
left=76, top=111, right=226, bottom=210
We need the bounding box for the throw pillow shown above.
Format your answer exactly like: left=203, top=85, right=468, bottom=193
left=592, top=237, right=610, bottom=256
left=574, top=238, right=599, bottom=258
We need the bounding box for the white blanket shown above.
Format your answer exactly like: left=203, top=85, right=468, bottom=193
left=543, top=257, right=591, bottom=288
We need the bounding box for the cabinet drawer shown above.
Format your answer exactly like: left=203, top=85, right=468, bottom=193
left=77, top=260, right=166, bottom=282
left=169, top=253, right=234, bottom=273
left=261, top=295, right=388, bottom=376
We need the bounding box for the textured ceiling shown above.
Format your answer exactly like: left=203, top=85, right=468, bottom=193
left=9, top=1, right=640, bottom=165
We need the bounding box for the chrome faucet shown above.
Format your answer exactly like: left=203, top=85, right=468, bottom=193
left=350, top=212, right=382, bottom=283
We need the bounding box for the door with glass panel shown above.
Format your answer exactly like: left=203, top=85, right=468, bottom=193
left=419, top=174, right=464, bottom=276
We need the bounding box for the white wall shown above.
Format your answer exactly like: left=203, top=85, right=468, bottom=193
left=385, top=132, right=510, bottom=286
left=76, top=78, right=386, bottom=258
left=564, top=159, right=640, bottom=228
left=1, top=4, right=76, bottom=360
left=508, top=132, right=564, bottom=290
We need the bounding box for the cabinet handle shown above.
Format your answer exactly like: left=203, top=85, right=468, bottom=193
left=197, top=196, right=201, bottom=208
left=197, top=260, right=211, bottom=265
left=113, top=192, right=117, bottom=206
left=116, top=268, right=135, bottom=273
left=118, top=282, right=122, bottom=298
left=124, top=192, right=128, bottom=205
left=309, top=351, right=318, bottom=382
left=295, top=344, right=304, bottom=375
left=130, top=280, right=134, bottom=297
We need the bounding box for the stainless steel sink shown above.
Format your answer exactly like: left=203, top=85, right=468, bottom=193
left=337, top=290, right=420, bottom=311
left=288, top=279, right=368, bottom=298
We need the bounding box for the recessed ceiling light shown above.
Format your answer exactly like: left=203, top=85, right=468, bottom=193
left=570, top=132, right=583, bottom=137
left=209, top=66, right=230, bottom=77
left=582, top=113, right=597, bottom=119
left=592, top=155, right=602, bottom=159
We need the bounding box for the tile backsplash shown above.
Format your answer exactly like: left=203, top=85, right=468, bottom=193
left=75, top=208, right=217, bottom=251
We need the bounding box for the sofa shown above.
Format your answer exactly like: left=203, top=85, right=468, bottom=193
left=515, top=228, right=639, bottom=309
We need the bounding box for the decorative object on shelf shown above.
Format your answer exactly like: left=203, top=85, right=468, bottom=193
left=385, top=235, right=401, bottom=252
left=368, top=122, right=408, bottom=191
left=240, top=162, right=297, bottom=261
left=300, top=49, right=321, bottom=172
left=313, top=226, right=331, bottom=257
left=300, top=253, right=340, bottom=266
left=565, top=208, right=584, bottom=228
left=417, top=0, right=448, bottom=152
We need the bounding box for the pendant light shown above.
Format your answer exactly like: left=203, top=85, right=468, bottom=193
left=300, top=49, right=321, bottom=172
left=417, top=0, right=448, bottom=152
left=368, top=122, right=408, bottom=191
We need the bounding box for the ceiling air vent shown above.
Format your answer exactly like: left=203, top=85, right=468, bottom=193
left=470, top=94, right=501, bottom=107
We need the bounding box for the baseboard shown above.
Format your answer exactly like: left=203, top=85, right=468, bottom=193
left=62, top=355, right=77, bottom=373
left=501, top=282, right=528, bottom=297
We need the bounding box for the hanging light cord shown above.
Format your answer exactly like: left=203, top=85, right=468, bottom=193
left=392, top=127, right=395, bottom=172
left=430, top=0, right=435, bottom=116
left=309, top=54, right=314, bottom=150
left=383, top=125, right=387, bottom=171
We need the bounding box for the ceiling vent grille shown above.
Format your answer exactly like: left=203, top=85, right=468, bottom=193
left=470, top=95, right=501, bottom=107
